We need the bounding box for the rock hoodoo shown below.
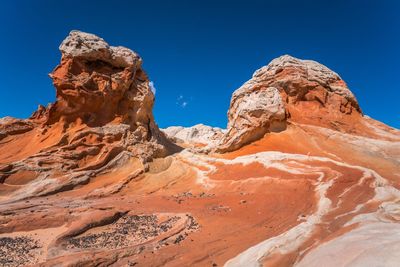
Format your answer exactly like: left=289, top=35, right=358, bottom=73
left=0, top=30, right=174, bottom=199
left=217, top=55, right=362, bottom=152
left=36, top=31, right=158, bottom=133
left=28, top=30, right=172, bottom=160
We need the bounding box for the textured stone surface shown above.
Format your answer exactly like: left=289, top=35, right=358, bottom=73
left=59, top=31, right=141, bottom=68
left=217, top=55, right=362, bottom=152
left=44, top=30, right=152, bottom=129
left=217, top=87, right=286, bottom=152
left=163, top=124, right=225, bottom=147
left=0, top=30, right=177, bottom=200
left=38, top=30, right=172, bottom=161
left=0, top=117, right=34, bottom=141
left=253, top=55, right=360, bottom=110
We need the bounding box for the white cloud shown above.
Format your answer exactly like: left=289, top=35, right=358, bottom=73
left=149, top=81, right=156, bottom=95
left=176, top=95, right=190, bottom=108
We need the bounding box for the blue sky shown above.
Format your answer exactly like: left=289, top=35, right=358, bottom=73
left=0, top=0, right=399, bottom=128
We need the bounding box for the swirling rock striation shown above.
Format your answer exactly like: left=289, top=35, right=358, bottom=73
left=0, top=30, right=178, bottom=200
left=217, top=55, right=362, bottom=152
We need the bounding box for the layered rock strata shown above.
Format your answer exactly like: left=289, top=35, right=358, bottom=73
left=0, top=30, right=176, bottom=200
left=217, top=55, right=362, bottom=152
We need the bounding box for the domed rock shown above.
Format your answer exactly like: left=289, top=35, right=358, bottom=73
left=252, top=55, right=360, bottom=112
left=216, top=55, right=362, bottom=152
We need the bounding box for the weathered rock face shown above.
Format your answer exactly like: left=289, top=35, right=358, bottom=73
left=40, top=31, right=155, bottom=133
left=217, top=87, right=286, bottom=152
left=254, top=55, right=360, bottom=113
left=0, top=117, right=34, bottom=141
left=0, top=31, right=176, bottom=200
left=217, top=55, right=362, bottom=152
left=37, top=30, right=172, bottom=158
left=47, top=31, right=174, bottom=158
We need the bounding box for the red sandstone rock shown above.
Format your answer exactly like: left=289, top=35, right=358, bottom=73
left=217, top=55, right=363, bottom=152
left=0, top=34, right=399, bottom=267
left=45, top=31, right=150, bottom=127
left=0, top=30, right=177, bottom=200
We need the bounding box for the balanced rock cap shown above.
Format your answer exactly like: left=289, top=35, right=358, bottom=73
left=60, top=30, right=142, bottom=68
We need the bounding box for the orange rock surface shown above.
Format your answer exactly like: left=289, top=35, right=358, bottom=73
left=1, top=31, right=399, bottom=267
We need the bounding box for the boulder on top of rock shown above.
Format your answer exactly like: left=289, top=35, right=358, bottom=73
left=59, top=30, right=142, bottom=68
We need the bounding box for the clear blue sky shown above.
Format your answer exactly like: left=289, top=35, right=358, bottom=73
left=0, top=0, right=399, bottom=128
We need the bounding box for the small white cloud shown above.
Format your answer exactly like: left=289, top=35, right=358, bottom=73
left=149, top=81, right=156, bottom=95
left=176, top=94, right=191, bottom=108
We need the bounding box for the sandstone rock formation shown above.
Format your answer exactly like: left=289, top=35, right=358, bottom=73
left=0, top=30, right=176, bottom=200
left=0, top=117, right=34, bottom=141
left=162, top=124, right=225, bottom=148
left=1, top=35, right=400, bottom=267
left=39, top=31, right=159, bottom=134
left=217, top=86, right=286, bottom=152
left=217, top=55, right=362, bottom=152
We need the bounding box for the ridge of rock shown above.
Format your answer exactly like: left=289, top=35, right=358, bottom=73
left=162, top=124, right=225, bottom=148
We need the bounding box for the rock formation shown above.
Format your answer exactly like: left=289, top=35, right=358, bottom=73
left=41, top=31, right=153, bottom=128
left=32, top=31, right=161, bottom=142
left=162, top=124, right=225, bottom=148
left=217, top=55, right=362, bottom=152
left=1, top=34, right=400, bottom=267
left=0, top=30, right=176, bottom=200
left=217, top=86, right=286, bottom=152
left=0, top=117, right=34, bottom=141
